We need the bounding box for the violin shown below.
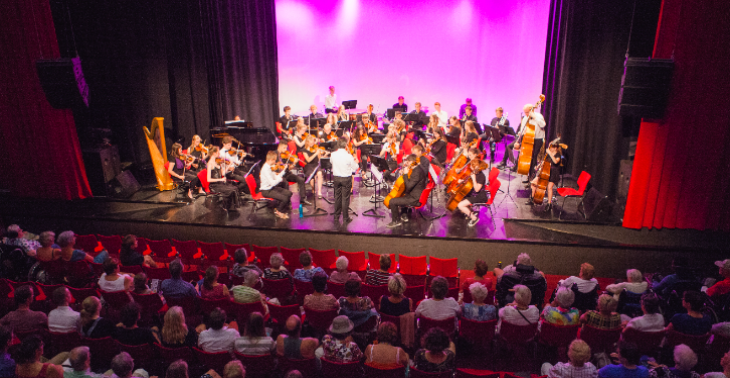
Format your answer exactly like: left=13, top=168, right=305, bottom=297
left=195, top=144, right=210, bottom=154
left=359, top=133, right=373, bottom=145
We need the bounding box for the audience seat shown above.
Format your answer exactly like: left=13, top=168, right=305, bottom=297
left=621, top=327, right=665, bottom=357
left=229, top=300, right=267, bottom=325
left=97, top=234, right=123, bottom=256
left=293, top=279, right=314, bottom=304
left=577, top=325, right=622, bottom=355
left=361, top=283, right=389, bottom=308
left=47, top=331, right=82, bottom=358
left=135, top=237, right=150, bottom=255
left=419, top=316, right=456, bottom=339
left=429, top=257, right=459, bottom=286
left=130, top=292, right=166, bottom=325
left=155, top=343, right=193, bottom=370
left=86, top=337, right=120, bottom=372
left=363, top=364, right=406, bottom=378
left=379, top=313, right=402, bottom=345
left=321, top=358, right=361, bottom=378
left=309, top=248, right=338, bottom=272
left=368, top=252, right=397, bottom=273
left=303, top=306, right=338, bottom=334
left=67, top=287, right=99, bottom=306
left=147, top=239, right=176, bottom=264
left=268, top=303, right=301, bottom=329
left=145, top=267, right=172, bottom=281
left=399, top=255, right=428, bottom=287
left=538, top=321, right=580, bottom=360
left=410, top=367, right=453, bottom=378
left=459, top=318, right=498, bottom=350
left=234, top=352, right=274, bottom=378
left=115, top=341, right=153, bottom=373
left=74, top=234, right=100, bottom=254
left=120, top=265, right=144, bottom=276
left=280, top=247, right=306, bottom=270
left=404, top=285, right=426, bottom=305
left=261, top=277, right=293, bottom=303
left=199, top=241, right=229, bottom=268
left=200, top=297, right=232, bottom=319
left=251, top=245, right=278, bottom=268
left=327, top=281, right=346, bottom=299
left=224, top=243, right=251, bottom=262
left=279, top=357, right=318, bottom=378
left=99, top=290, right=132, bottom=313
left=193, top=347, right=234, bottom=375
left=338, top=250, right=368, bottom=272
left=173, top=239, right=201, bottom=266
left=455, top=369, right=500, bottom=378
left=664, top=329, right=710, bottom=355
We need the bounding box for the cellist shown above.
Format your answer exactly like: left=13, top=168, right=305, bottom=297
left=527, top=139, right=561, bottom=211
left=455, top=158, right=490, bottom=227
left=513, top=103, right=546, bottom=181
left=386, top=154, right=426, bottom=228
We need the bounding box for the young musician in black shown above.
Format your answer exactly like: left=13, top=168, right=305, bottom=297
left=167, top=143, right=202, bottom=200
left=275, top=141, right=310, bottom=206
left=386, top=154, right=426, bottom=228
left=410, top=102, right=427, bottom=129
left=527, top=139, right=561, bottom=211
left=292, top=124, right=307, bottom=154
left=301, top=135, right=328, bottom=199
left=352, top=124, right=370, bottom=177
left=463, top=121, right=480, bottom=145
left=187, top=135, right=207, bottom=170
left=393, top=96, right=407, bottom=112
left=219, top=136, right=250, bottom=195
left=486, top=107, right=511, bottom=167
left=428, top=128, right=448, bottom=168
left=456, top=158, right=489, bottom=227
left=379, top=132, right=400, bottom=183
left=206, top=147, right=239, bottom=211
left=305, top=105, right=324, bottom=125
left=411, top=145, right=431, bottom=178
left=279, top=106, right=296, bottom=139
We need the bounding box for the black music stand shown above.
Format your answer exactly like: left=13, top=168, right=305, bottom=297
left=483, top=125, right=503, bottom=143
left=342, top=100, right=357, bottom=110
left=360, top=143, right=383, bottom=187
left=310, top=118, right=327, bottom=129
left=386, top=108, right=397, bottom=119
left=498, top=134, right=518, bottom=207
left=362, top=162, right=386, bottom=218
left=320, top=157, right=334, bottom=191
left=371, top=133, right=386, bottom=144
left=285, top=120, right=297, bottom=132
left=337, top=121, right=354, bottom=130
left=319, top=141, right=335, bottom=152
left=302, top=165, right=328, bottom=217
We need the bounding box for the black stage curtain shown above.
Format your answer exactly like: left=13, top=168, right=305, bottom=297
left=51, top=0, right=279, bottom=163
left=541, top=0, right=638, bottom=198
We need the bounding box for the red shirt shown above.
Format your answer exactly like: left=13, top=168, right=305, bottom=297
left=461, top=277, right=494, bottom=292
left=707, top=278, right=730, bottom=297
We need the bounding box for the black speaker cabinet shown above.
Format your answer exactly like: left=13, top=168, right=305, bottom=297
left=106, top=170, right=141, bottom=198
left=583, top=187, right=614, bottom=223
left=618, top=57, right=673, bottom=118
left=83, top=145, right=121, bottom=196
left=36, top=57, right=89, bottom=109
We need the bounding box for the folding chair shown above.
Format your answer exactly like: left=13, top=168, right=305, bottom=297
left=97, top=234, right=123, bottom=256
left=147, top=239, right=176, bottom=264
left=252, top=245, right=279, bottom=268
left=280, top=247, right=306, bottom=270
left=368, top=252, right=397, bottom=273
left=245, top=175, right=275, bottom=220
left=557, top=171, right=591, bottom=219
left=471, top=179, right=501, bottom=227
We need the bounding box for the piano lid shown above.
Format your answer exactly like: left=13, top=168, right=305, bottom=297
left=210, top=126, right=278, bottom=146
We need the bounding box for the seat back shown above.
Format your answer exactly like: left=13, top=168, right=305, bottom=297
left=419, top=316, right=456, bottom=336
left=148, top=239, right=176, bottom=263
left=279, top=357, right=318, bottom=378
left=571, top=283, right=599, bottom=312
left=368, top=253, right=397, bottom=273
left=379, top=313, right=402, bottom=344
left=155, top=343, right=194, bottom=366
left=164, top=296, right=199, bottom=319
left=294, top=279, right=314, bottom=300
left=229, top=300, right=266, bottom=325
left=280, top=247, right=306, bottom=270
left=578, top=325, right=622, bottom=354
left=245, top=175, right=261, bottom=198
left=459, top=318, right=498, bottom=347
left=64, top=260, right=94, bottom=287
left=455, top=369, right=500, bottom=378
left=338, top=250, right=367, bottom=271
left=67, top=287, right=99, bottom=304
left=617, top=289, right=645, bottom=318
left=310, top=248, right=338, bottom=270
left=499, top=321, right=539, bottom=345
left=488, top=167, right=500, bottom=183
left=199, top=241, right=227, bottom=263
left=664, top=329, right=710, bottom=354
left=429, top=257, right=458, bottom=278
left=145, top=267, right=171, bottom=280
left=399, top=255, right=427, bottom=275
left=74, top=234, right=100, bottom=254
left=97, top=234, right=122, bottom=256
left=130, top=292, right=164, bottom=319
left=621, top=327, right=666, bottom=356
left=193, top=347, right=234, bottom=374
left=47, top=331, right=82, bottom=357
left=224, top=243, right=251, bottom=262
left=115, top=341, right=153, bottom=371
left=326, top=281, right=346, bottom=299
left=135, top=237, right=150, bottom=255
left=403, top=285, right=426, bottom=304
left=576, top=171, right=591, bottom=194
left=120, top=265, right=144, bottom=275
left=446, top=143, right=456, bottom=162
left=268, top=303, right=301, bottom=328
left=198, top=170, right=211, bottom=192
left=363, top=364, right=406, bottom=378
left=303, top=306, right=338, bottom=333
left=252, top=245, right=278, bottom=268
left=538, top=321, right=579, bottom=348
left=200, top=297, right=232, bottom=317
left=173, top=239, right=200, bottom=264
left=321, top=358, right=361, bottom=378
left=415, top=182, right=434, bottom=208
left=486, top=179, right=501, bottom=205
left=234, top=352, right=275, bottom=378
left=86, top=337, right=120, bottom=372
left=100, top=290, right=133, bottom=311
left=261, top=277, right=293, bottom=300
left=361, top=284, right=389, bottom=308
left=410, top=367, right=453, bottom=378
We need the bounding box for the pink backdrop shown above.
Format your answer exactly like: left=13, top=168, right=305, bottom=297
left=276, top=0, right=550, bottom=121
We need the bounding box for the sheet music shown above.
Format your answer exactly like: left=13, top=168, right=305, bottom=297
left=370, top=164, right=383, bottom=182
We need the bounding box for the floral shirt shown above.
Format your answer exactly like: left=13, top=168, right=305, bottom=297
left=462, top=303, right=497, bottom=321
left=293, top=267, right=326, bottom=282
left=321, top=335, right=363, bottom=362
left=542, top=306, right=580, bottom=325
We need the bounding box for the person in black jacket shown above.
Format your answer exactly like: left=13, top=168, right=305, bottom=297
left=119, top=235, right=156, bottom=268
left=386, top=155, right=426, bottom=228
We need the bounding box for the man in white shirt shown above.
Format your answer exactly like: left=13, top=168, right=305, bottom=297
left=513, top=103, right=546, bottom=180
left=198, top=308, right=239, bottom=353
left=259, top=150, right=293, bottom=219
left=48, top=287, right=80, bottom=333
left=324, top=86, right=338, bottom=114
left=559, top=263, right=599, bottom=293
left=624, top=293, right=665, bottom=331
left=330, top=139, right=359, bottom=223
left=433, top=102, right=448, bottom=127
left=219, top=136, right=249, bottom=195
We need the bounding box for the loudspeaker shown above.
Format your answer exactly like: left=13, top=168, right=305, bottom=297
left=618, top=57, right=673, bottom=118
left=618, top=160, right=633, bottom=200
left=582, top=187, right=614, bottom=222
left=82, top=145, right=121, bottom=196
left=36, top=57, right=89, bottom=109
left=106, top=171, right=141, bottom=198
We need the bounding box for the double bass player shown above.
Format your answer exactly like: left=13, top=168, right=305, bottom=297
left=513, top=103, right=546, bottom=183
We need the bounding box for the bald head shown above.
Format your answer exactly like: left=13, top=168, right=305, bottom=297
left=285, top=315, right=301, bottom=337
left=69, top=346, right=90, bottom=372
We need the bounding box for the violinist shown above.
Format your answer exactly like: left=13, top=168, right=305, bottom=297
left=447, top=117, right=462, bottom=139
left=429, top=128, right=448, bottom=167
left=187, top=135, right=207, bottom=169
left=319, top=122, right=337, bottom=144
left=456, top=158, right=490, bottom=227
left=527, top=140, right=561, bottom=211
left=260, top=150, right=293, bottom=219
left=305, top=105, right=324, bottom=125
left=323, top=113, right=338, bottom=136
left=386, top=154, right=426, bottom=228
left=364, top=104, right=378, bottom=124
left=293, top=123, right=307, bottom=153
left=336, top=105, right=349, bottom=122
left=206, top=147, right=239, bottom=211
left=379, top=132, right=400, bottom=182
left=411, top=145, right=431, bottom=176
left=352, top=124, right=371, bottom=176
left=302, top=135, right=328, bottom=198
left=275, top=141, right=310, bottom=206
left=452, top=136, right=471, bottom=164
left=461, top=105, right=478, bottom=127
left=167, top=143, right=202, bottom=200
left=219, top=136, right=250, bottom=194
left=279, top=106, right=296, bottom=138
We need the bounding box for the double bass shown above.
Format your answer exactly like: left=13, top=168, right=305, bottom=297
left=383, top=160, right=418, bottom=208
left=516, top=94, right=546, bottom=176
left=445, top=159, right=489, bottom=211
left=532, top=139, right=568, bottom=205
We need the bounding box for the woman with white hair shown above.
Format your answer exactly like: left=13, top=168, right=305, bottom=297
left=540, top=339, right=597, bottom=377
left=606, top=269, right=648, bottom=300
left=263, top=253, right=294, bottom=300
left=580, top=294, right=622, bottom=330
left=647, top=344, right=699, bottom=378
left=541, top=287, right=580, bottom=325
left=497, top=285, right=540, bottom=331
left=35, top=231, right=60, bottom=262
left=461, top=283, right=497, bottom=321
left=329, top=256, right=361, bottom=284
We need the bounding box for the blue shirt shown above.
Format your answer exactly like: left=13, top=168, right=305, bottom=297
left=670, top=313, right=712, bottom=335
left=0, top=352, right=15, bottom=378
left=293, top=267, right=326, bottom=282
left=462, top=303, right=497, bottom=321
left=160, top=278, right=199, bottom=299
left=598, top=364, right=649, bottom=378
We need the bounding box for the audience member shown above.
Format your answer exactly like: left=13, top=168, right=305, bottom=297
left=708, top=259, right=730, bottom=298
left=98, top=258, right=132, bottom=292
left=364, top=322, right=409, bottom=367
left=316, top=316, right=363, bottom=362
left=275, top=315, right=319, bottom=359
left=303, top=272, right=339, bottom=311
left=113, top=302, right=160, bottom=345
left=329, top=256, right=361, bottom=284
left=558, top=263, right=599, bottom=293
left=494, top=253, right=546, bottom=305
left=119, top=235, right=156, bottom=268
left=132, top=273, right=151, bottom=295
left=234, top=312, right=275, bottom=355
left=64, top=346, right=102, bottom=378
left=161, top=306, right=197, bottom=348
left=284, top=371, right=302, bottom=378
left=165, top=360, right=221, bottom=378
left=35, top=231, right=60, bottom=262
left=222, top=360, right=244, bottom=378
left=540, top=339, right=597, bottom=378
left=14, top=336, right=65, bottom=378
left=338, top=279, right=377, bottom=328
left=379, top=274, right=413, bottom=317
left=497, top=285, right=540, bottom=331
left=542, top=287, right=580, bottom=326
left=80, top=296, right=114, bottom=338
left=606, top=269, right=648, bottom=300
left=705, top=349, right=730, bottom=378
left=231, top=271, right=268, bottom=313
left=0, top=285, right=48, bottom=333
left=580, top=294, right=622, bottom=330
left=597, top=341, right=648, bottom=378
left=415, top=277, right=461, bottom=321
left=624, top=293, right=665, bottom=332
left=229, top=248, right=262, bottom=278
left=201, top=266, right=230, bottom=300
left=364, top=255, right=392, bottom=286
left=2, top=224, right=40, bottom=255
left=647, top=344, right=699, bottom=378
left=292, top=251, right=326, bottom=282
left=109, top=352, right=149, bottom=378
left=413, top=328, right=456, bottom=373
left=263, top=253, right=293, bottom=300
left=462, top=282, right=497, bottom=321
left=48, top=287, right=80, bottom=333
left=0, top=326, right=15, bottom=378
left=57, top=231, right=106, bottom=264
left=198, top=308, right=238, bottom=353
left=652, top=257, right=697, bottom=298
left=666, top=291, right=712, bottom=335
left=160, top=259, right=199, bottom=299
left=461, top=260, right=493, bottom=293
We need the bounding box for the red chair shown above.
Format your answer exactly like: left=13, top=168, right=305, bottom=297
left=120, top=265, right=144, bottom=275
left=193, top=347, right=234, bottom=374
left=708, top=334, right=730, bottom=371
left=279, top=357, right=318, bottom=378
left=100, top=290, right=133, bottom=313
left=229, top=300, right=267, bottom=324
left=429, top=257, right=459, bottom=279
left=471, top=179, right=501, bottom=226
left=321, top=358, right=361, bottom=378
left=261, top=277, right=293, bottom=302
left=200, top=297, right=233, bottom=318
left=90, top=262, right=104, bottom=277
left=136, top=237, right=150, bottom=255
left=455, top=369, right=500, bottom=378
left=74, top=234, right=100, bottom=254
left=361, top=284, right=389, bottom=308
left=379, top=313, right=402, bottom=344
left=410, top=367, right=453, bottom=378
left=67, top=287, right=99, bottom=305
left=310, top=249, right=338, bottom=271
left=538, top=321, right=580, bottom=359
left=368, top=253, right=397, bottom=273
left=419, top=316, right=456, bottom=338
left=47, top=331, right=82, bottom=357
left=399, top=255, right=428, bottom=275
left=97, top=234, right=123, bottom=256
left=164, top=296, right=199, bottom=325
left=115, top=341, right=153, bottom=371
left=224, top=243, right=251, bottom=262
left=86, top=337, right=120, bottom=372
left=155, top=343, right=194, bottom=367
left=268, top=303, right=301, bottom=328
left=363, top=364, right=406, bottom=378
left=181, top=270, right=201, bottom=282
left=252, top=245, right=278, bottom=268
left=303, top=307, right=338, bottom=334
left=404, top=285, right=426, bottom=305
left=234, top=352, right=275, bottom=378
left=459, top=318, right=498, bottom=349
left=577, top=325, right=622, bottom=354
left=131, top=292, right=166, bottom=324
left=294, top=279, right=314, bottom=303
left=199, top=241, right=229, bottom=268
left=280, top=247, right=306, bottom=270
left=245, top=175, right=275, bottom=219
left=664, top=329, right=710, bottom=355
left=621, top=327, right=665, bottom=356
left=406, top=182, right=442, bottom=222
left=338, top=250, right=368, bottom=271
left=327, top=281, right=346, bottom=299
left=173, top=239, right=201, bottom=266
left=147, top=239, right=176, bottom=264
left=556, top=171, right=591, bottom=219
left=446, top=142, right=457, bottom=162
left=500, top=321, right=539, bottom=346
left=145, top=267, right=171, bottom=280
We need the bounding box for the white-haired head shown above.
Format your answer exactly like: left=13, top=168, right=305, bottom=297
left=673, top=344, right=698, bottom=371
left=627, top=269, right=643, bottom=283
left=516, top=253, right=532, bottom=266
left=270, top=253, right=284, bottom=269
left=469, top=282, right=489, bottom=303
left=243, top=270, right=259, bottom=287
left=555, top=287, right=575, bottom=308
left=514, top=285, right=532, bottom=307
left=336, top=256, right=349, bottom=272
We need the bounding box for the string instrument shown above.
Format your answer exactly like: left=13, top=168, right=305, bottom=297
left=443, top=154, right=469, bottom=186
left=532, top=140, right=568, bottom=205
left=359, top=132, right=373, bottom=145
left=325, top=131, right=338, bottom=141
left=194, top=143, right=210, bottom=154
left=181, top=154, right=199, bottom=164
left=445, top=160, right=489, bottom=211
left=273, top=150, right=296, bottom=173
left=516, top=94, right=546, bottom=176
left=389, top=141, right=397, bottom=158
left=383, top=160, right=418, bottom=207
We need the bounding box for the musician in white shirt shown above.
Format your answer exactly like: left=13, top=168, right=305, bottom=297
left=324, top=86, right=338, bottom=114
left=433, top=102, right=448, bottom=127
left=219, top=136, right=249, bottom=194
left=260, top=151, right=293, bottom=219
left=330, top=139, right=359, bottom=223
left=513, top=103, right=547, bottom=180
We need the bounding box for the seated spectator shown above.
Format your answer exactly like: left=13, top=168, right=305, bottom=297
left=413, top=328, right=456, bottom=373
left=64, top=346, right=102, bottom=378
left=284, top=372, right=302, bottom=378
left=461, top=259, right=493, bottom=295
left=48, top=287, right=80, bottom=333
left=109, top=352, right=150, bottom=378
left=119, top=235, right=156, bottom=268
left=198, top=308, right=239, bottom=353
left=624, top=293, right=665, bottom=332
left=222, top=360, right=244, bottom=378
left=231, top=271, right=268, bottom=313
left=364, top=255, right=392, bottom=286
left=303, top=272, right=339, bottom=311
left=35, top=231, right=60, bottom=263
left=98, top=258, right=133, bottom=292
left=597, top=341, right=648, bottom=378
left=201, top=266, right=230, bottom=300
left=415, top=276, right=461, bottom=321
left=235, top=312, right=275, bottom=355
left=540, top=339, right=596, bottom=378
left=647, top=344, right=699, bottom=378
left=229, top=248, right=262, bottom=279
left=542, top=287, right=580, bottom=326
left=494, top=253, right=546, bottom=305
left=708, top=259, right=730, bottom=298
left=379, top=274, right=413, bottom=317
left=0, top=285, right=47, bottom=333
left=275, top=315, right=319, bottom=359
left=0, top=326, right=15, bottom=378
left=338, top=279, right=377, bottom=328
left=264, top=253, right=293, bottom=300
left=132, top=273, right=151, bottom=295
left=558, top=263, right=599, bottom=293
left=160, top=259, right=199, bottom=300
left=2, top=224, right=41, bottom=256
left=606, top=269, right=648, bottom=300
left=666, top=291, right=712, bottom=335
left=165, top=360, right=221, bottom=378
left=462, top=282, right=497, bottom=321
left=113, top=302, right=160, bottom=345
left=80, top=296, right=114, bottom=338
left=57, top=231, right=107, bottom=264
left=316, top=315, right=363, bottom=362
left=652, top=257, right=697, bottom=298
left=364, top=322, right=409, bottom=368
left=161, top=306, right=197, bottom=348
left=704, top=349, right=730, bottom=378
left=498, top=285, right=540, bottom=331
left=329, top=256, right=361, bottom=284
left=14, top=336, right=65, bottom=378
left=293, top=251, right=326, bottom=282
left=580, top=294, right=622, bottom=330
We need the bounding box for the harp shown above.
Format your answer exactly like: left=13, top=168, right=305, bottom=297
left=143, top=117, right=175, bottom=191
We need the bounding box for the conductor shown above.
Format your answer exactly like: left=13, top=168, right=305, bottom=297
left=386, top=154, right=427, bottom=228
left=330, top=139, right=359, bottom=224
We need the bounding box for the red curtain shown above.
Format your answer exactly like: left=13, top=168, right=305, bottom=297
left=623, top=0, right=730, bottom=231
left=0, top=0, right=92, bottom=200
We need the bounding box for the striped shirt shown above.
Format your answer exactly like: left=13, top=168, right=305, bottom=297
left=234, top=336, right=275, bottom=356
left=231, top=285, right=262, bottom=304
left=365, top=270, right=391, bottom=286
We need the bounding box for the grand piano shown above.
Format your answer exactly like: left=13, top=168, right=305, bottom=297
left=210, top=121, right=279, bottom=164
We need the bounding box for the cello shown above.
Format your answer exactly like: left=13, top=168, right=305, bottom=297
left=443, top=138, right=480, bottom=186
left=532, top=139, right=567, bottom=205
left=445, top=159, right=489, bottom=211
left=515, top=94, right=546, bottom=176
left=383, top=160, right=418, bottom=208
